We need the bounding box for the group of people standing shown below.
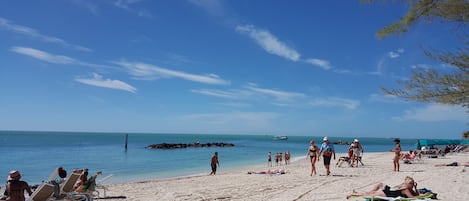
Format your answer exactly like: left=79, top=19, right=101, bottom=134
left=307, top=137, right=365, bottom=176
left=267, top=151, right=291, bottom=167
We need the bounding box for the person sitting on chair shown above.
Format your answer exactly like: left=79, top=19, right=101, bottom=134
left=351, top=139, right=364, bottom=167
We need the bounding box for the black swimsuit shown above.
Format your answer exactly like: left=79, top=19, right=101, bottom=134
left=382, top=185, right=407, bottom=198
left=309, top=148, right=317, bottom=158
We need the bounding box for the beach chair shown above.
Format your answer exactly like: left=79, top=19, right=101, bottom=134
left=28, top=183, right=55, bottom=201
left=60, top=172, right=82, bottom=195
left=94, top=174, right=113, bottom=198
left=336, top=156, right=352, bottom=167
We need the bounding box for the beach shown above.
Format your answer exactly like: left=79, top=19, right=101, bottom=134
left=97, top=152, right=469, bottom=201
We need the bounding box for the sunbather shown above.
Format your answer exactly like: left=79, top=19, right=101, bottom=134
left=346, top=176, right=431, bottom=199
left=75, top=171, right=102, bottom=193
left=434, top=162, right=469, bottom=167
left=247, top=169, right=286, bottom=174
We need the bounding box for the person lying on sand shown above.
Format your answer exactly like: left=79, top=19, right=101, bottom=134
left=346, top=176, right=431, bottom=199
left=248, top=169, right=286, bottom=174
left=434, top=162, right=469, bottom=167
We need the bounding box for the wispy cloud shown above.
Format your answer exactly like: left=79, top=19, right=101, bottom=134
left=392, top=104, right=467, bottom=122
left=388, top=48, right=404, bottom=59
left=11, top=46, right=109, bottom=69
left=244, top=83, right=305, bottom=102
left=192, top=83, right=358, bottom=110
left=310, top=97, right=360, bottom=109
left=0, top=17, right=92, bottom=52
left=304, top=58, right=332, bottom=70
left=188, top=0, right=224, bottom=16
left=236, top=24, right=300, bottom=62
left=113, top=0, right=152, bottom=17
left=181, top=111, right=278, bottom=127
left=113, top=61, right=230, bottom=85
left=76, top=73, right=137, bottom=93
left=369, top=93, right=405, bottom=104
left=191, top=89, right=246, bottom=99
left=12, top=47, right=76, bottom=64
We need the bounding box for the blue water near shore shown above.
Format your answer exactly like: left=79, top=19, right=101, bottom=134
left=1, top=131, right=423, bottom=185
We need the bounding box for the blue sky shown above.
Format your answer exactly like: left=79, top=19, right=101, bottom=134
left=0, top=0, right=467, bottom=139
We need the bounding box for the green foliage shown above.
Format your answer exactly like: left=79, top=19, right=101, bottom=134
left=368, top=0, right=469, bottom=38
left=372, top=0, right=469, bottom=110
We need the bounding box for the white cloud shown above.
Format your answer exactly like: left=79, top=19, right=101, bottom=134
left=11, top=47, right=76, bottom=64
left=76, top=73, right=137, bottom=93
left=11, top=46, right=110, bottom=69
left=388, top=48, right=404, bottom=59
left=114, top=61, right=230, bottom=85
left=245, top=83, right=305, bottom=101
left=304, top=58, right=332, bottom=70
left=392, top=104, right=467, bottom=122
left=113, top=0, right=152, bottom=17
left=181, top=111, right=278, bottom=126
left=0, top=17, right=92, bottom=52
left=369, top=93, right=405, bottom=104
left=191, top=89, right=245, bottom=99
left=310, top=97, right=360, bottom=109
left=236, top=24, right=300, bottom=61
left=188, top=0, right=224, bottom=16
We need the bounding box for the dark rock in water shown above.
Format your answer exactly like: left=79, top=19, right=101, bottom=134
left=333, top=140, right=351, bottom=145
left=146, top=142, right=235, bottom=149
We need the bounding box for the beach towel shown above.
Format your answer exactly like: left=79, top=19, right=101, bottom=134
left=360, top=193, right=436, bottom=201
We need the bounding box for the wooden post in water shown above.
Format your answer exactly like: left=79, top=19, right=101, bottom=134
left=125, top=133, right=128, bottom=151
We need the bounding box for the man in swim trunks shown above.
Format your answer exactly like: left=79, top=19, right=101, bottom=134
left=210, top=152, right=219, bottom=175
left=318, top=136, right=336, bottom=176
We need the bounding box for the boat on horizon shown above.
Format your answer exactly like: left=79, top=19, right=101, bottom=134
left=273, top=135, right=288, bottom=140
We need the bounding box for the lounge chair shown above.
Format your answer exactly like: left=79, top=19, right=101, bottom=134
left=28, top=183, right=55, bottom=201
left=60, top=172, right=82, bottom=195
left=94, top=174, right=113, bottom=198
left=336, top=156, right=351, bottom=167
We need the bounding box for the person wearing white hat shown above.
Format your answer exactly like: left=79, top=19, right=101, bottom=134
left=351, top=139, right=364, bottom=167
left=5, top=170, right=32, bottom=201
left=318, top=136, right=336, bottom=176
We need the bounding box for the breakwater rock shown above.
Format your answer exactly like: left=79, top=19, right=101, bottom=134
left=146, top=142, right=235, bottom=149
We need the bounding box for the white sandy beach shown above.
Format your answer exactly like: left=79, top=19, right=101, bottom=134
left=98, top=152, right=469, bottom=201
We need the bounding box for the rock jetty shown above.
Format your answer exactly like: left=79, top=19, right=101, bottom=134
left=146, top=142, right=235, bottom=149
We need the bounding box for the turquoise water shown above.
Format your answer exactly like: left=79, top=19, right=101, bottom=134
left=0, top=131, right=421, bottom=184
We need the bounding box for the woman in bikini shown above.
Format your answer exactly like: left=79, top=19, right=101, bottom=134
left=346, top=176, right=431, bottom=199
left=391, top=138, right=402, bottom=172
left=306, top=140, right=319, bottom=176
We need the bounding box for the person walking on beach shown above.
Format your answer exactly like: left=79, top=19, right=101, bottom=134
left=210, top=152, right=219, bottom=175
left=307, top=140, right=319, bottom=176
left=267, top=152, right=272, bottom=167
left=391, top=138, right=401, bottom=172
left=318, top=136, right=335, bottom=176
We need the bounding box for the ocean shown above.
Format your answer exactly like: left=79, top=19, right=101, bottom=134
left=0, top=131, right=421, bottom=185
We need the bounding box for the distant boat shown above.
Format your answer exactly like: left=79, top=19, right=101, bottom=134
left=274, top=135, right=288, bottom=140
